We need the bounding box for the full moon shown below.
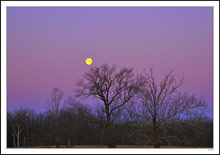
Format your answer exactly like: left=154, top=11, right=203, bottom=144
left=85, top=58, right=93, bottom=65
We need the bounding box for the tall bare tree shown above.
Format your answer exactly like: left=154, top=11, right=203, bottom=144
left=47, top=88, right=64, bottom=147
left=135, top=69, right=207, bottom=148
left=76, top=64, right=136, bottom=147
left=48, top=88, right=64, bottom=117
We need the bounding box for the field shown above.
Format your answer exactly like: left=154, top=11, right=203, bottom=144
left=8, top=145, right=213, bottom=148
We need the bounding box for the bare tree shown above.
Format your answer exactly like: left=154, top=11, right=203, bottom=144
left=47, top=88, right=64, bottom=117
left=76, top=64, right=136, bottom=147
left=61, top=96, right=83, bottom=147
left=47, top=88, right=64, bottom=147
left=7, top=108, right=33, bottom=147
left=135, top=69, right=207, bottom=148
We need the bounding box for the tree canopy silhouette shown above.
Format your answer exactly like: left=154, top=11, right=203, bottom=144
left=76, top=64, right=136, bottom=147
left=135, top=68, right=207, bottom=148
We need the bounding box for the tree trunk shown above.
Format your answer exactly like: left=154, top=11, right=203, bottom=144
left=55, top=115, right=59, bottom=148
left=12, top=130, right=16, bottom=147
left=105, top=104, right=114, bottom=148
left=106, top=112, right=112, bottom=148
left=67, top=138, right=71, bottom=147
left=153, top=117, right=160, bottom=148
left=17, top=125, right=20, bottom=148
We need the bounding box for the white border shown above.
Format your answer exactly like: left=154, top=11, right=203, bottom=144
left=0, top=1, right=219, bottom=7
left=1, top=1, right=219, bottom=154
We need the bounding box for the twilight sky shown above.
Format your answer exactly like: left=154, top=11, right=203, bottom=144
left=7, top=7, right=213, bottom=116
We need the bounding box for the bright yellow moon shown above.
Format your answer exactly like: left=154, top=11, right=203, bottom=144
left=85, top=58, right=93, bottom=65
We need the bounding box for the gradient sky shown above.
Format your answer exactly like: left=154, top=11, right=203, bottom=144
left=7, top=7, right=213, bottom=116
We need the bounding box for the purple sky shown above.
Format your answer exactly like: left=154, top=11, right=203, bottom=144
left=7, top=7, right=213, bottom=116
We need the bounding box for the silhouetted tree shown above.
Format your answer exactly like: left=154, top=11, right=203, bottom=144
left=61, top=96, right=96, bottom=147
left=76, top=64, right=136, bottom=147
left=47, top=88, right=64, bottom=147
left=47, top=88, right=64, bottom=117
left=135, top=69, right=207, bottom=148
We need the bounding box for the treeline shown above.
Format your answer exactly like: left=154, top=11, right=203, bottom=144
left=7, top=64, right=213, bottom=148
left=7, top=104, right=213, bottom=148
